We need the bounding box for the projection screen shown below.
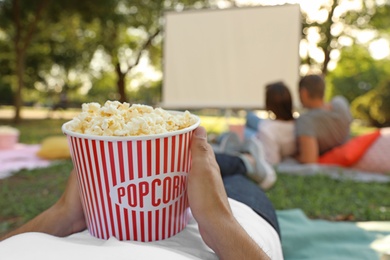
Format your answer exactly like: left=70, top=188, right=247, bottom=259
left=162, top=4, right=301, bottom=109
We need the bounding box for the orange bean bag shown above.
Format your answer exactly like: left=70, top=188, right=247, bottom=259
left=318, top=130, right=381, bottom=167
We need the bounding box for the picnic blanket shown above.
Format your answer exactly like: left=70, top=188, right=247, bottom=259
left=0, top=143, right=52, bottom=179
left=244, top=110, right=390, bottom=177
left=277, top=209, right=390, bottom=260
left=276, top=158, right=390, bottom=183
left=276, top=128, right=390, bottom=183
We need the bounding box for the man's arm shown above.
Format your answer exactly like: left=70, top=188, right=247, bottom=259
left=0, top=170, right=86, bottom=241
left=296, top=135, right=319, bottom=164
left=188, top=127, right=270, bottom=260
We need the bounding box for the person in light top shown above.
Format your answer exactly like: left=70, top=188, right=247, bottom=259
left=256, top=81, right=297, bottom=165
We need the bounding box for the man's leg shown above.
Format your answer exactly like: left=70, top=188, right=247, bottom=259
left=215, top=144, right=276, bottom=191
left=223, top=174, right=281, bottom=238
left=215, top=153, right=247, bottom=177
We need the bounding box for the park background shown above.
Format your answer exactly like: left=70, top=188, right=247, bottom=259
left=0, top=0, right=390, bottom=241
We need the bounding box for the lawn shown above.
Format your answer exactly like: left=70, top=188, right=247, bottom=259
left=0, top=117, right=389, bottom=237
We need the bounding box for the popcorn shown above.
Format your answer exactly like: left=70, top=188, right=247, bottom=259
left=66, top=101, right=197, bottom=136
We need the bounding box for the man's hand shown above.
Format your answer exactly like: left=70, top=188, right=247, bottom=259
left=0, top=169, right=86, bottom=241
left=187, top=126, right=270, bottom=260
left=55, top=169, right=86, bottom=235
left=187, top=127, right=232, bottom=244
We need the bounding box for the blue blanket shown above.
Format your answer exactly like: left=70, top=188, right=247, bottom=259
left=277, top=209, right=390, bottom=260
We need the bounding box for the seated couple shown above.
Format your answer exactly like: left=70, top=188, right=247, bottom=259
left=215, top=74, right=353, bottom=184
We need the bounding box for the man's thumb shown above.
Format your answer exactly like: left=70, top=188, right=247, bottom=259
left=190, top=126, right=211, bottom=159
left=193, top=126, right=207, bottom=140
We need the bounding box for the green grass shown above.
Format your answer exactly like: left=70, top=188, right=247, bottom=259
left=267, top=174, right=390, bottom=221
left=198, top=115, right=245, bottom=135
left=0, top=117, right=388, bottom=238
left=0, top=118, right=69, bottom=144
left=0, top=161, right=73, bottom=235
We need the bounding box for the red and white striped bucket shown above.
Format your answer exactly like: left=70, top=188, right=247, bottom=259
left=62, top=113, right=200, bottom=241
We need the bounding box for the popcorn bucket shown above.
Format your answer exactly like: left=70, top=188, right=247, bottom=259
left=62, top=113, right=200, bottom=241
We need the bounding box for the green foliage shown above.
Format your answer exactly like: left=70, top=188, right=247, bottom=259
left=0, top=0, right=212, bottom=109
left=300, top=0, right=390, bottom=74
left=327, top=44, right=390, bottom=127
left=0, top=33, right=14, bottom=104
left=327, top=44, right=390, bottom=103
left=87, top=72, right=119, bottom=104
left=0, top=0, right=121, bottom=119
left=22, top=14, right=104, bottom=97
left=350, top=120, right=377, bottom=137
left=369, top=4, right=390, bottom=33
left=128, top=80, right=162, bottom=106
left=351, top=79, right=390, bottom=127
left=0, top=79, right=13, bottom=105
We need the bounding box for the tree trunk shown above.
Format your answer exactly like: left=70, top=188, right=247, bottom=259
left=113, top=30, right=160, bottom=103
left=321, top=0, right=339, bottom=76
left=116, top=62, right=127, bottom=102
left=322, top=49, right=331, bottom=76
left=14, top=48, right=25, bottom=123
left=12, top=0, right=23, bottom=123
left=12, top=0, right=49, bottom=123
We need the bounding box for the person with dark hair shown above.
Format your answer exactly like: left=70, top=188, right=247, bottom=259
left=256, top=81, right=296, bottom=165
left=217, top=81, right=296, bottom=190
left=265, top=81, right=294, bottom=121
left=295, top=74, right=352, bottom=163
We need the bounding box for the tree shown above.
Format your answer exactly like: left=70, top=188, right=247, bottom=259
left=326, top=44, right=390, bottom=103
left=129, top=80, right=162, bottom=106
left=30, top=14, right=103, bottom=106
left=0, top=0, right=117, bottom=123
left=0, top=34, right=13, bottom=105
left=298, top=0, right=390, bottom=76
left=94, top=0, right=209, bottom=103
left=351, top=79, right=390, bottom=127
left=0, top=0, right=50, bottom=123
left=87, top=71, right=118, bottom=104
left=300, top=0, right=340, bottom=75
left=0, top=0, right=212, bottom=123
left=364, top=2, right=390, bottom=34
